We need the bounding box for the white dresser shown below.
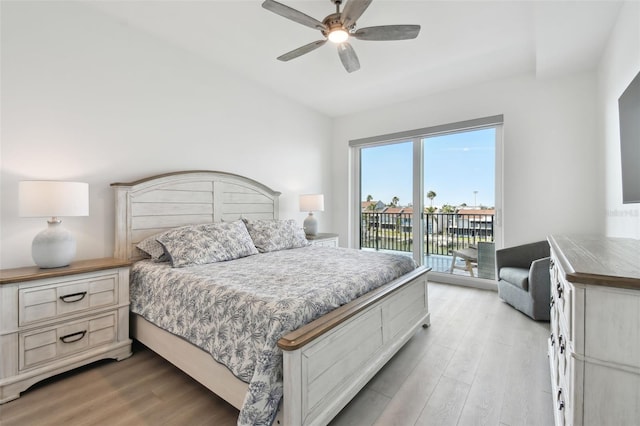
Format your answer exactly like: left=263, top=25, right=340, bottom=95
left=548, top=235, right=640, bottom=426
left=0, top=258, right=133, bottom=403
left=306, top=233, right=339, bottom=247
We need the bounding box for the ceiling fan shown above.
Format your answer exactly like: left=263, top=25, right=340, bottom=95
left=262, top=0, right=420, bottom=73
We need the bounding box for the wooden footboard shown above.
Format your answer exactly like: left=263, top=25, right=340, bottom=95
left=279, top=266, right=430, bottom=425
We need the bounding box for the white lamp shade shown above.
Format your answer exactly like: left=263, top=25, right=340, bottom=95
left=19, top=181, right=89, bottom=218
left=300, top=194, right=324, bottom=212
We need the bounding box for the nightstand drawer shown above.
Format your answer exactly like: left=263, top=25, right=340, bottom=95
left=19, top=312, right=117, bottom=370
left=19, top=272, right=118, bottom=326
left=310, top=238, right=338, bottom=247
left=307, top=233, right=339, bottom=247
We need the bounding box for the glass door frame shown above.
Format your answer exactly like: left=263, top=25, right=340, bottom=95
left=349, top=115, right=504, bottom=288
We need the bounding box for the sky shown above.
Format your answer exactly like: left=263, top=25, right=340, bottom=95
left=361, top=128, right=496, bottom=208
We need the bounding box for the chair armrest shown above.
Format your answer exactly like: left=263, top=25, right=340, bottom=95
left=496, top=241, right=550, bottom=271
left=529, top=256, right=551, bottom=302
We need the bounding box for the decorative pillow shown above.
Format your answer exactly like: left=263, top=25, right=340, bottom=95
left=137, top=233, right=169, bottom=261
left=157, top=220, right=258, bottom=268
left=243, top=218, right=309, bottom=253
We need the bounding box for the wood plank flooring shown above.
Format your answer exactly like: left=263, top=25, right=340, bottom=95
left=0, top=283, right=553, bottom=426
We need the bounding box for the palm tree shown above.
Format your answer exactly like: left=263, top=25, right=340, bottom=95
left=439, top=204, right=455, bottom=243
left=425, top=206, right=438, bottom=237
left=366, top=194, right=373, bottom=202
left=427, top=190, right=436, bottom=207
left=391, top=196, right=399, bottom=207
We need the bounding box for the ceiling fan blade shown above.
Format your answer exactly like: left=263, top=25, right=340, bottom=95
left=277, top=40, right=327, bottom=62
left=341, top=0, right=373, bottom=28
left=337, top=42, right=360, bottom=73
left=353, top=25, right=421, bottom=41
left=262, top=0, right=327, bottom=31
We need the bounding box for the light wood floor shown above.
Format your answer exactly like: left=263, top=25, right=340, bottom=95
left=0, top=283, right=553, bottom=426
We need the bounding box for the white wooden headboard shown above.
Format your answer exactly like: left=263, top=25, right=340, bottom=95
left=111, top=170, right=281, bottom=260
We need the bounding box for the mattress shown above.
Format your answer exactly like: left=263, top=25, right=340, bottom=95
left=130, top=245, right=416, bottom=425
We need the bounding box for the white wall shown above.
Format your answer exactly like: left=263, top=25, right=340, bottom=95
left=3, top=2, right=635, bottom=271
left=598, top=1, right=640, bottom=239
left=0, top=1, right=332, bottom=269
left=332, top=71, right=602, bottom=249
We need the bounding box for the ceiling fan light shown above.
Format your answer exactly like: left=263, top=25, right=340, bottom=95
left=328, top=28, right=349, bottom=43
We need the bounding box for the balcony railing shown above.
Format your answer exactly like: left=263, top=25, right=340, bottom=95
left=361, top=211, right=494, bottom=255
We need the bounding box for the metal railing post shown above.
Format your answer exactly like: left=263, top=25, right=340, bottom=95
left=375, top=213, right=379, bottom=251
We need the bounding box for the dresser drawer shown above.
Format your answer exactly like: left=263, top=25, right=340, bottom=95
left=550, top=306, right=560, bottom=385
left=557, top=364, right=577, bottom=426
left=551, top=262, right=572, bottom=342
left=19, top=272, right=118, bottom=326
left=555, top=386, right=568, bottom=426
left=19, top=312, right=117, bottom=371
left=557, top=331, right=572, bottom=390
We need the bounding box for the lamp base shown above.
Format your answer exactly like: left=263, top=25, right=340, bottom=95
left=32, top=220, right=77, bottom=268
left=303, top=213, right=318, bottom=237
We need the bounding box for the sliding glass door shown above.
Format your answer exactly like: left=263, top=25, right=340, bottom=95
left=360, top=141, right=414, bottom=255
left=422, top=128, right=497, bottom=279
left=352, top=116, right=502, bottom=286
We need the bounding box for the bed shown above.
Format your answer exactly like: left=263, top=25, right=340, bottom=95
left=111, top=170, right=430, bottom=425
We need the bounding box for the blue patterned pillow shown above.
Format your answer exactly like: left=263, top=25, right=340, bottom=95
left=137, top=233, right=169, bottom=261
left=243, top=219, right=309, bottom=253
left=157, top=220, right=258, bottom=268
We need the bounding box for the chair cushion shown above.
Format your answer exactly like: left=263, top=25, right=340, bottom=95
left=499, top=267, right=529, bottom=291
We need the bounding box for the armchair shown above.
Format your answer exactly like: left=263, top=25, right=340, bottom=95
left=496, top=240, right=551, bottom=320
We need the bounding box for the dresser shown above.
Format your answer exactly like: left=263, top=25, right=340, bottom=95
left=0, top=258, right=133, bottom=403
left=547, top=235, right=640, bottom=426
left=306, top=233, right=339, bottom=247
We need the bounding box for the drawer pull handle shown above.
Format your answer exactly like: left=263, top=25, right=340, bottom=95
left=557, top=389, right=565, bottom=411
left=550, top=297, right=555, bottom=308
left=550, top=333, right=555, bottom=346
left=557, top=283, right=563, bottom=299
left=59, top=291, right=87, bottom=303
left=559, top=335, right=566, bottom=354
left=59, top=330, right=87, bottom=344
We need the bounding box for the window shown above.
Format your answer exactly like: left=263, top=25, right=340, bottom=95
left=351, top=116, right=503, bottom=286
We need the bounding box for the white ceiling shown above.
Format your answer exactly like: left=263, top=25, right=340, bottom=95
left=88, top=0, right=623, bottom=117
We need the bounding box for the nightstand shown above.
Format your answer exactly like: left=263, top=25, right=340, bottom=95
left=306, top=233, right=339, bottom=247
left=0, top=258, right=133, bottom=403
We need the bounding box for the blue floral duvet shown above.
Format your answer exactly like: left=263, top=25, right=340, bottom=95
left=130, top=246, right=416, bottom=425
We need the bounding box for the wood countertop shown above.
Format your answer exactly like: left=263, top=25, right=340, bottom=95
left=548, top=234, right=640, bottom=290
left=0, top=257, right=132, bottom=285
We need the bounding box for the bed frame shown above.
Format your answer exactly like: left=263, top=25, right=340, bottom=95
left=111, top=170, right=430, bottom=425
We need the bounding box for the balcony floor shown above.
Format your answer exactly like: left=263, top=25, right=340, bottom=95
left=425, top=254, right=478, bottom=276
left=361, top=249, right=477, bottom=277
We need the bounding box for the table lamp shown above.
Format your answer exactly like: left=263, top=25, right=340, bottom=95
left=19, top=181, right=89, bottom=268
left=299, top=194, right=324, bottom=236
